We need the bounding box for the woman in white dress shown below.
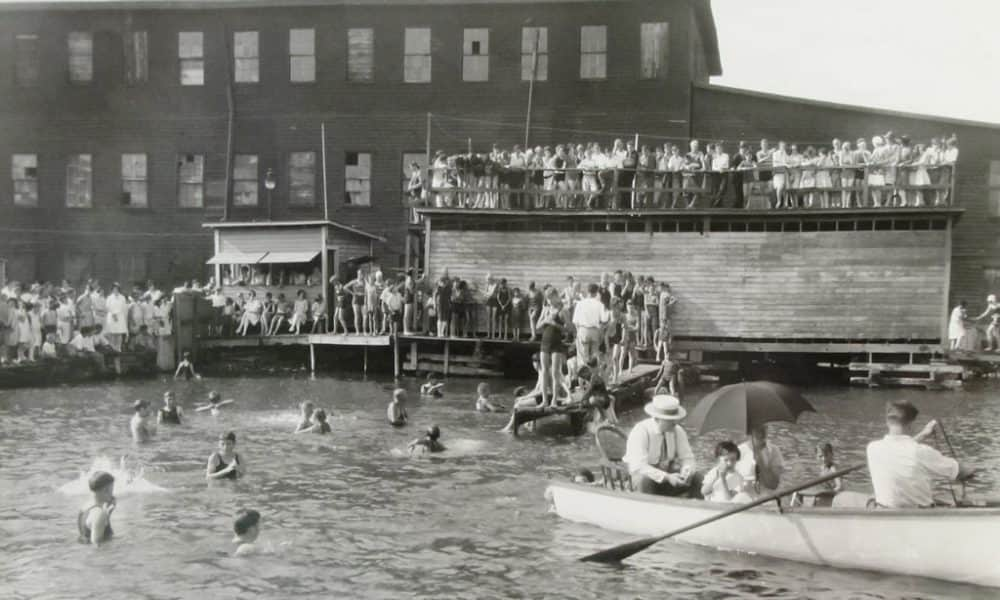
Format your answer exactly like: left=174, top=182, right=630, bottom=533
left=104, top=284, right=129, bottom=352
left=948, top=301, right=969, bottom=350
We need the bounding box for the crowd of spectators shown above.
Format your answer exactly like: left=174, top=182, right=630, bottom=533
left=409, top=132, right=960, bottom=212
left=0, top=279, right=179, bottom=368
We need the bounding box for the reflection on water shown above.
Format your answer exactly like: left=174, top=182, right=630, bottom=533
left=1, top=374, right=998, bottom=599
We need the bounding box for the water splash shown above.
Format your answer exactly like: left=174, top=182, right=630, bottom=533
left=57, top=456, right=168, bottom=496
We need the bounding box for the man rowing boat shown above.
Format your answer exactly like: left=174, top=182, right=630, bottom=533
left=866, top=400, right=976, bottom=508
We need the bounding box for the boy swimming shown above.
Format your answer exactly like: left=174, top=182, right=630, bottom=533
left=474, top=382, right=505, bottom=412
left=173, top=350, right=201, bottom=380
left=295, top=401, right=316, bottom=432
left=78, top=471, right=115, bottom=545
left=196, top=391, right=232, bottom=416
left=232, top=509, right=261, bottom=556
left=295, top=408, right=331, bottom=434
left=420, top=374, right=444, bottom=398
left=130, top=400, right=155, bottom=443
left=157, top=391, right=183, bottom=425
left=408, top=424, right=445, bottom=455
left=387, top=388, right=408, bottom=427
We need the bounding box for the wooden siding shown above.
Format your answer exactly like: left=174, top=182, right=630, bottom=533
left=427, top=228, right=948, bottom=341
left=219, top=227, right=320, bottom=254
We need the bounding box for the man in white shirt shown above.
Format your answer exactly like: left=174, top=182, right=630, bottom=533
left=572, top=283, right=608, bottom=367
left=735, top=425, right=785, bottom=498
left=867, top=400, right=974, bottom=508
left=709, top=143, right=731, bottom=207
left=623, top=394, right=702, bottom=497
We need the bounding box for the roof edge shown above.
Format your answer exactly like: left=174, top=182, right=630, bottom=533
left=693, top=0, right=722, bottom=77
left=201, top=219, right=386, bottom=242
left=694, top=83, right=1000, bottom=131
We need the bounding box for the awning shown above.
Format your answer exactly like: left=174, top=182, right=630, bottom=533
left=256, top=251, right=320, bottom=264
left=206, top=251, right=268, bottom=265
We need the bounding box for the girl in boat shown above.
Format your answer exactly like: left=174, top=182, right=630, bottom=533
left=817, top=443, right=843, bottom=493
left=700, top=441, right=748, bottom=503
left=387, top=388, right=408, bottom=427
left=157, top=391, right=183, bottom=425
left=78, top=471, right=115, bottom=546
left=206, top=431, right=244, bottom=480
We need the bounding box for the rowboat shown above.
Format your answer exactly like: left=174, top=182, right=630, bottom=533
left=508, top=364, right=659, bottom=436
left=547, top=481, right=1000, bottom=588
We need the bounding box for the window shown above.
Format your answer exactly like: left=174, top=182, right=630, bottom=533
left=177, top=154, right=205, bottom=208
left=463, top=28, right=489, bottom=82
left=121, top=154, right=148, bottom=208
left=640, top=22, right=669, bottom=79
left=521, top=27, right=548, bottom=82
left=64, top=253, right=94, bottom=285
left=179, top=32, right=204, bottom=85
left=125, top=30, right=149, bottom=84
left=580, top=25, right=607, bottom=80
left=234, top=31, right=259, bottom=83
left=15, top=34, right=40, bottom=87
left=289, top=28, right=315, bottom=82
left=989, top=160, right=1000, bottom=218
left=12, top=154, right=38, bottom=207
left=233, top=154, right=258, bottom=206
left=66, top=154, right=93, bottom=208
left=345, top=152, right=371, bottom=206
left=347, top=28, right=374, bottom=82
left=404, top=28, right=431, bottom=83
left=288, top=152, right=316, bottom=206
left=68, top=32, right=94, bottom=83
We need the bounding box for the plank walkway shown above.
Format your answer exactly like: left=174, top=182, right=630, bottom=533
left=199, top=333, right=391, bottom=348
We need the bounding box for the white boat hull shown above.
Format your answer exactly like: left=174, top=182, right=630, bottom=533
left=547, top=482, right=1000, bottom=588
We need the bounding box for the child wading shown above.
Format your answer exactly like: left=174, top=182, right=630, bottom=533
left=232, top=509, right=261, bottom=556
left=78, top=471, right=115, bottom=545
left=387, top=388, right=408, bottom=427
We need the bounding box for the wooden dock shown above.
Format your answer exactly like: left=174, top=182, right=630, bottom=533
left=198, top=333, right=393, bottom=374
left=510, top=364, right=660, bottom=436
left=849, top=361, right=965, bottom=390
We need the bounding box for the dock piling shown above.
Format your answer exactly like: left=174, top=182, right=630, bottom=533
left=309, top=343, right=316, bottom=372
left=393, top=335, right=400, bottom=378
left=364, top=346, right=368, bottom=374
left=444, top=339, right=450, bottom=376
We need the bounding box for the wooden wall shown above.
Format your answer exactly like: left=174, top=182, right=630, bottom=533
left=427, top=228, right=949, bottom=341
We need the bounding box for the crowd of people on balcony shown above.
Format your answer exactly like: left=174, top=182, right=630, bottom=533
left=0, top=279, right=180, bottom=369
left=411, top=132, right=959, bottom=212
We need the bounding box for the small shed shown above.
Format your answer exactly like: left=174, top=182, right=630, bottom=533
left=202, top=220, right=385, bottom=309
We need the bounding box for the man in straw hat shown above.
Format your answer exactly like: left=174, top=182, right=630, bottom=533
left=623, top=394, right=702, bottom=497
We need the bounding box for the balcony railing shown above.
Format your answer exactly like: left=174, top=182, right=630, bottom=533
left=412, top=163, right=956, bottom=217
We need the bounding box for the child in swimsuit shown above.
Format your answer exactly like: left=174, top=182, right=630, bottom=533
left=78, top=471, right=115, bottom=545
left=387, top=388, right=408, bottom=427
left=474, top=382, right=505, bottom=412
left=130, top=399, right=155, bottom=443
left=157, top=391, right=183, bottom=425
left=173, top=350, right=201, bottom=380
left=421, top=374, right=444, bottom=397
left=197, top=390, right=230, bottom=416
left=206, top=431, right=243, bottom=480
left=295, top=401, right=315, bottom=432
left=408, top=424, right=445, bottom=455
left=232, top=509, right=261, bottom=556
left=296, top=408, right=331, bottom=434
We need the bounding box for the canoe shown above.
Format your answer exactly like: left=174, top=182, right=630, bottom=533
left=546, top=481, right=1000, bottom=588
left=509, top=364, right=660, bottom=436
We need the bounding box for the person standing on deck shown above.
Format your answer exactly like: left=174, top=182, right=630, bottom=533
left=573, top=284, right=608, bottom=368
left=735, top=424, right=784, bottom=498
left=104, top=283, right=128, bottom=352
left=948, top=301, right=969, bottom=350
left=867, top=400, right=976, bottom=508
left=623, top=395, right=703, bottom=498
left=973, top=294, right=1000, bottom=352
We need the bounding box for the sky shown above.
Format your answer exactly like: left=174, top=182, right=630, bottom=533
left=711, top=0, right=1000, bottom=124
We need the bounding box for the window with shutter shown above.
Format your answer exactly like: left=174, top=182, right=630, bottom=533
left=345, top=152, right=371, bottom=206
left=12, top=154, right=39, bottom=207
left=234, top=31, right=260, bottom=83
left=125, top=31, right=149, bottom=84
left=289, top=28, right=315, bottom=82
left=404, top=28, right=431, bottom=83
left=68, top=32, right=94, bottom=83
left=233, top=155, right=259, bottom=206
left=177, top=154, right=205, bottom=208
left=463, top=28, right=489, bottom=82
left=15, top=34, right=41, bottom=87
left=179, top=32, right=204, bottom=85
left=121, top=154, right=148, bottom=208
left=288, top=152, right=316, bottom=206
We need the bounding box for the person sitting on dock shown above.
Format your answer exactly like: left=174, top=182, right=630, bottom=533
left=174, top=350, right=201, bottom=380
left=867, top=400, right=976, bottom=508
left=408, top=424, right=445, bottom=455
left=235, top=291, right=263, bottom=337
left=421, top=374, right=444, bottom=398
left=700, top=441, right=749, bottom=503
left=623, top=394, right=702, bottom=498
left=157, top=391, right=183, bottom=425
left=735, top=425, right=784, bottom=498
left=387, top=388, right=409, bottom=427
left=475, top=382, right=505, bottom=412
left=130, top=399, right=155, bottom=444
left=232, top=509, right=261, bottom=556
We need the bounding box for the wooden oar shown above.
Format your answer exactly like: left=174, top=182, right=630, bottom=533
left=579, top=463, right=865, bottom=564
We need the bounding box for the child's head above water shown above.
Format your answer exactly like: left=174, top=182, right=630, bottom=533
left=233, top=508, right=260, bottom=542
left=393, top=388, right=406, bottom=403
left=163, top=391, right=175, bottom=406
left=133, top=399, right=149, bottom=415
left=476, top=382, right=490, bottom=397
left=426, top=424, right=441, bottom=441
left=300, top=400, right=315, bottom=415
left=313, top=409, right=327, bottom=423
left=208, top=391, right=222, bottom=405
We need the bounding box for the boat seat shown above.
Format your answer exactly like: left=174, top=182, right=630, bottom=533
left=595, top=424, right=632, bottom=492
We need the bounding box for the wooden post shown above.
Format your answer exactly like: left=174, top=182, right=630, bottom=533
left=320, top=225, right=329, bottom=330
left=425, top=112, right=432, bottom=203
left=393, top=335, right=400, bottom=377
left=364, top=346, right=368, bottom=374
left=213, top=229, right=221, bottom=288
left=410, top=341, right=418, bottom=371
left=309, top=343, right=316, bottom=372
left=423, top=216, right=432, bottom=279
left=321, top=122, right=330, bottom=222
left=524, top=25, right=540, bottom=148
left=941, top=216, right=953, bottom=351
left=443, top=338, right=450, bottom=376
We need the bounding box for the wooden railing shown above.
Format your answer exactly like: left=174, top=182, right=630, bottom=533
left=412, top=163, right=957, bottom=216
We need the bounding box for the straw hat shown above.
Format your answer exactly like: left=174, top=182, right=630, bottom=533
left=644, top=394, right=686, bottom=421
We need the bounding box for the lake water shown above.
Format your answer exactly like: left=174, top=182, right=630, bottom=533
left=1, top=373, right=998, bottom=599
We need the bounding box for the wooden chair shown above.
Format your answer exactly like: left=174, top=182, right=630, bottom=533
left=594, top=424, right=633, bottom=492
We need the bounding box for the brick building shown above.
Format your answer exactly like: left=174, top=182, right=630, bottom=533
left=0, top=0, right=997, bottom=313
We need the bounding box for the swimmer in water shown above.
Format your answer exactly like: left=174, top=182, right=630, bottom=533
left=294, top=401, right=316, bottom=432
left=157, top=391, right=183, bottom=425
left=408, top=424, right=445, bottom=454
left=387, top=388, right=408, bottom=427
left=173, top=350, right=201, bottom=380
left=295, top=408, right=331, bottom=434
left=196, top=390, right=232, bottom=416
left=206, top=431, right=244, bottom=480
left=420, top=374, right=444, bottom=397
left=130, top=399, right=155, bottom=443
left=232, top=509, right=261, bottom=556
left=474, top=382, right=505, bottom=412
left=78, top=471, right=115, bottom=545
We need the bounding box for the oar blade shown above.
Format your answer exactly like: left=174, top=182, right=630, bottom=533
left=580, top=536, right=661, bottom=563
